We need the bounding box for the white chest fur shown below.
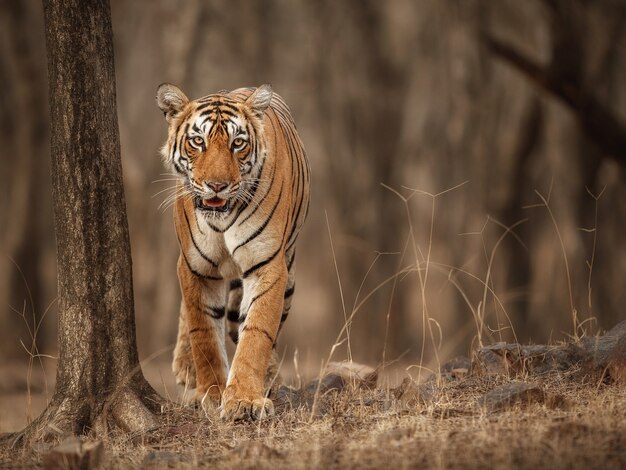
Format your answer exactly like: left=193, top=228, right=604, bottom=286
left=185, top=211, right=243, bottom=280
left=185, top=206, right=281, bottom=281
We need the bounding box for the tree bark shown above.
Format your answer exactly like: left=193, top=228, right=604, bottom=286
left=2, top=0, right=161, bottom=447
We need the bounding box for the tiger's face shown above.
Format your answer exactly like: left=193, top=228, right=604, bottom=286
left=156, top=84, right=273, bottom=216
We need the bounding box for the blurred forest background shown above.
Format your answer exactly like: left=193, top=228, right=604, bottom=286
left=1, top=0, right=626, bottom=385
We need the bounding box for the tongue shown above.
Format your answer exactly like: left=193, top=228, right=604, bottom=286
left=203, top=197, right=227, bottom=208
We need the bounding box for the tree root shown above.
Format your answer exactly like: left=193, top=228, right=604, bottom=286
left=110, top=388, right=159, bottom=433
left=0, top=385, right=166, bottom=452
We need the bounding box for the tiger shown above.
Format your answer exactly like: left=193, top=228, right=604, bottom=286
left=155, top=83, right=310, bottom=420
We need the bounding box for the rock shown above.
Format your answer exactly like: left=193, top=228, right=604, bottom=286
left=607, top=333, right=626, bottom=384
left=440, top=356, right=472, bottom=375
left=472, top=344, right=511, bottom=375
left=272, top=374, right=349, bottom=415
left=473, top=342, right=586, bottom=376
left=272, top=385, right=312, bottom=412
left=581, top=320, right=626, bottom=375
left=394, top=377, right=438, bottom=406
left=471, top=321, right=626, bottom=378
left=271, top=362, right=379, bottom=415
left=451, top=368, right=469, bottom=379
left=305, top=373, right=346, bottom=395
left=431, top=356, right=472, bottom=382
left=276, top=362, right=378, bottom=406
left=476, top=382, right=545, bottom=412
left=324, top=361, right=378, bottom=389
left=43, top=437, right=103, bottom=470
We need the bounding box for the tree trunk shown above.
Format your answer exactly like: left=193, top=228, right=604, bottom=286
left=3, top=0, right=161, bottom=446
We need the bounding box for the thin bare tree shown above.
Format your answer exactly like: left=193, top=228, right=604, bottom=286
left=2, top=0, right=161, bottom=446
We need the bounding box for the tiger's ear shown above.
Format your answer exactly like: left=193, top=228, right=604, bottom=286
left=156, top=83, right=189, bottom=122
left=245, top=84, right=273, bottom=117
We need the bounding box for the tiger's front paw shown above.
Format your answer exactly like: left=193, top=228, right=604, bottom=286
left=220, top=395, right=274, bottom=421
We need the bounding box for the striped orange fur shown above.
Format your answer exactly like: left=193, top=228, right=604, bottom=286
left=156, top=84, right=310, bottom=420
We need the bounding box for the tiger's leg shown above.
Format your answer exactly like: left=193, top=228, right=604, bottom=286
left=228, top=277, right=281, bottom=389
left=172, top=304, right=196, bottom=388
left=266, top=250, right=296, bottom=388
left=226, top=279, right=243, bottom=344
left=221, top=257, right=287, bottom=420
left=177, top=256, right=229, bottom=406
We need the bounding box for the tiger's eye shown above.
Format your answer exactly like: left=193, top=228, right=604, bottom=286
left=232, top=137, right=245, bottom=148
left=191, top=136, right=204, bottom=147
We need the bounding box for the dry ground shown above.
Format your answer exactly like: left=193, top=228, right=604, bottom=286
left=1, top=358, right=624, bottom=469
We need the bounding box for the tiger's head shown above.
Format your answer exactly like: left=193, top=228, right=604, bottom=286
left=156, top=84, right=273, bottom=215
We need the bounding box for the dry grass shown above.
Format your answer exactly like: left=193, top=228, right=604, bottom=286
left=2, top=183, right=623, bottom=469
left=1, top=367, right=624, bottom=469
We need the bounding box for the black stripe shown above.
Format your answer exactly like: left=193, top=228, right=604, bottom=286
left=199, top=114, right=213, bottom=129
left=184, top=209, right=219, bottom=267
left=202, top=193, right=249, bottom=233
left=205, top=220, right=226, bottom=233
left=238, top=164, right=276, bottom=226
left=284, top=285, right=295, bottom=299
left=238, top=146, right=253, bottom=168
left=230, top=279, right=242, bottom=290
left=227, top=309, right=240, bottom=322
left=281, top=312, right=289, bottom=322
left=268, top=111, right=279, bottom=158
left=198, top=107, right=237, bottom=122
left=170, top=133, right=179, bottom=163
left=177, top=234, right=222, bottom=280
left=286, top=191, right=305, bottom=250
left=249, top=277, right=279, bottom=310
left=189, top=327, right=209, bottom=335
left=274, top=112, right=307, bottom=250
left=229, top=330, right=239, bottom=344
left=224, top=200, right=247, bottom=231
left=245, top=122, right=256, bottom=167
left=242, top=325, right=274, bottom=344
left=217, top=102, right=240, bottom=113
left=193, top=205, right=205, bottom=235
left=207, top=121, right=223, bottom=139
left=205, top=306, right=225, bottom=319
left=196, top=99, right=238, bottom=112
left=172, top=124, right=185, bottom=166
left=196, top=101, right=219, bottom=113
left=287, top=253, right=296, bottom=271
left=279, top=202, right=292, bottom=247
left=215, top=109, right=237, bottom=120
left=197, top=107, right=215, bottom=118
left=173, top=158, right=185, bottom=175
left=286, top=235, right=298, bottom=254
left=233, top=182, right=283, bottom=254
left=243, top=245, right=281, bottom=278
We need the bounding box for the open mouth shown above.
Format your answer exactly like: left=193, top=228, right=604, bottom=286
left=194, top=196, right=231, bottom=213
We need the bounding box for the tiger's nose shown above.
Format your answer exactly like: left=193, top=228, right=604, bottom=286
left=207, top=181, right=228, bottom=193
